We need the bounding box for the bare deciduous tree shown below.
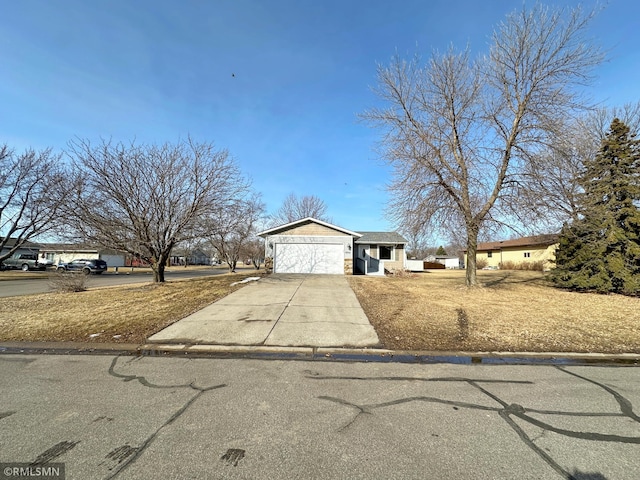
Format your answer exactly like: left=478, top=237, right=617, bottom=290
left=270, top=193, right=330, bottom=226
left=64, top=138, right=248, bottom=282
left=517, top=101, right=640, bottom=231
left=208, top=194, right=265, bottom=272
left=363, top=3, right=602, bottom=286
left=242, top=237, right=265, bottom=269
left=0, top=145, right=69, bottom=262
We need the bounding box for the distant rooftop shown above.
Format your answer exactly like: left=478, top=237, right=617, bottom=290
left=475, top=234, right=559, bottom=251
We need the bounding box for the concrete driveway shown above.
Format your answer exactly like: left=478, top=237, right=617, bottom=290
left=148, top=274, right=380, bottom=348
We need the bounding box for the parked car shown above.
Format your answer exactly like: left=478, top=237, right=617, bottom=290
left=0, top=253, right=47, bottom=271
left=37, top=257, right=55, bottom=268
left=56, top=259, right=108, bottom=274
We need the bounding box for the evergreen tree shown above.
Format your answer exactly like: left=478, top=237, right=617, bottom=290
left=552, top=118, right=640, bottom=295
left=435, top=245, right=447, bottom=256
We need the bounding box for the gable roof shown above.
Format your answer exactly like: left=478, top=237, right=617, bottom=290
left=0, top=237, right=41, bottom=249
left=475, top=234, right=559, bottom=252
left=355, top=231, right=408, bottom=244
left=257, top=217, right=362, bottom=238
left=38, top=243, right=124, bottom=255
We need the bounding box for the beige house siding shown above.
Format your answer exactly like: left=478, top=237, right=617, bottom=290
left=469, top=243, right=557, bottom=271
left=384, top=260, right=404, bottom=271
left=277, top=222, right=350, bottom=237
left=384, top=244, right=405, bottom=271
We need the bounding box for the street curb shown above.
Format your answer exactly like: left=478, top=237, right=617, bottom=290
left=0, top=341, right=638, bottom=365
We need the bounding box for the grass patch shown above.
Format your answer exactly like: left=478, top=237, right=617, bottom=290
left=349, top=270, right=640, bottom=354
left=0, top=273, right=261, bottom=343
left=3, top=269, right=639, bottom=353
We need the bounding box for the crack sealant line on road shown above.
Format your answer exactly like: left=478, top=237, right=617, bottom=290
left=0, top=341, right=639, bottom=365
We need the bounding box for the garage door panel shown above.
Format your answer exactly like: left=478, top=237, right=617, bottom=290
left=274, top=243, right=343, bottom=274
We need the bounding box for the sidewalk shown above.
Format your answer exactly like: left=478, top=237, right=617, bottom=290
left=147, top=274, right=381, bottom=348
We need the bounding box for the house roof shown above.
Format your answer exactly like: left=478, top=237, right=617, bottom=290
left=0, top=237, right=41, bottom=249
left=39, top=243, right=100, bottom=252
left=475, top=234, right=559, bottom=252
left=355, top=231, right=408, bottom=244
left=38, top=243, right=124, bottom=255
left=257, top=217, right=362, bottom=238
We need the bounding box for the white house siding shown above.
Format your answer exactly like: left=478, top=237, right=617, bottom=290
left=274, top=243, right=344, bottom=274
left=265, top=235, right=353, bottom=275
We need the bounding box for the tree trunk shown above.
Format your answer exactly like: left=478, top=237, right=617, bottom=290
left=465, top=226, right=479, bottom=287
left=152, top=253, right=170, bottom=283
left=152, top=262, right=166, bottom=283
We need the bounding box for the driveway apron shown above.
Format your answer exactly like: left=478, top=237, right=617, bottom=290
left=147, top=274, right=380, bottom=348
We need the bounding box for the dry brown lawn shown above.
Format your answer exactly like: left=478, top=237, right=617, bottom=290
left=2, top=269, right=639, bottom=353
left=349, top=270, right=640, bottom=353
left=0, top=273, right=260, bottom=344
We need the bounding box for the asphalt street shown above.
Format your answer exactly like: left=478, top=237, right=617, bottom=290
left=1, top=354, right=638, bottom=479
left=0, top=268, right=237, bottom=298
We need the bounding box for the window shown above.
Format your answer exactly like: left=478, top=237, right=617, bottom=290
left=379, top=245, right=393, bottom=260
left=524, top=252, right=531, bottom=258
left=487, top=252, right=492, bottom=258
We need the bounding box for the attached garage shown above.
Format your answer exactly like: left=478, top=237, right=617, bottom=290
left=274, top=243, right=344, bottom=274
left=258, top=217, right=361, bottom=275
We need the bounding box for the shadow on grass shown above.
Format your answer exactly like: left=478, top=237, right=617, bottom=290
left=480, top=271, right=550, bottom=288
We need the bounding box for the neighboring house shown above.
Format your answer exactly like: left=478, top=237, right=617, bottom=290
left=170, top=248, right=211, bottom=266
left=0, top=237, right=41, bottom=260
left=38, top=244, right=126, bottom=267
left=464, top=234, right=559, bottom=271
left=257, top=217, right=408, bottom=275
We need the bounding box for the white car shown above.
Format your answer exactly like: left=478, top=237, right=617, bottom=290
left=38, top=257, right=55, bottom=267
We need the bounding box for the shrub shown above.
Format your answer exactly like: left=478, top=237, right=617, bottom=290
left=49, top=272, right=89, bottom=292
left=475, top=258, right=488, bottom=269
left=499, top=260, right=517, bottom=270
left=499, top=260, right=545, bottom=271
left=388, top=268, right=416, bottom=277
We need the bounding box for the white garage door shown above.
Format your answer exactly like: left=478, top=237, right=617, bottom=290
left=274, top=243, right=344, bottom=274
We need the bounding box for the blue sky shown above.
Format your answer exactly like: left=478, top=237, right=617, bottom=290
left=2, top=0, right=639, bottom=234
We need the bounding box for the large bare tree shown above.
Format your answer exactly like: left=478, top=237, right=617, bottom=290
left=363, top=3, right=603, bottom=286
left=0, top=145, right=69, bottom=262
left=270, top=193, right=331, bottom=226
left=65, top=138, right=248, bottom=282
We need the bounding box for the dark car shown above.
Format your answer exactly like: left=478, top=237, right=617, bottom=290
left=56, top=258, right=108, bottom=275
left=0, top=253, right=47, bottom=271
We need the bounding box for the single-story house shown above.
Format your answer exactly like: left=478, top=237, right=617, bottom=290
left=170, top=248, right=211, bottom=266
left=354, top=231, right=408, bottom=275
left=38, top=244, right=126, bottom=267
left=257, top=217, right=408, bottom=275
left=465, top=234, right=559, bottom=271
left=1, top=237, right=41, bottom=259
